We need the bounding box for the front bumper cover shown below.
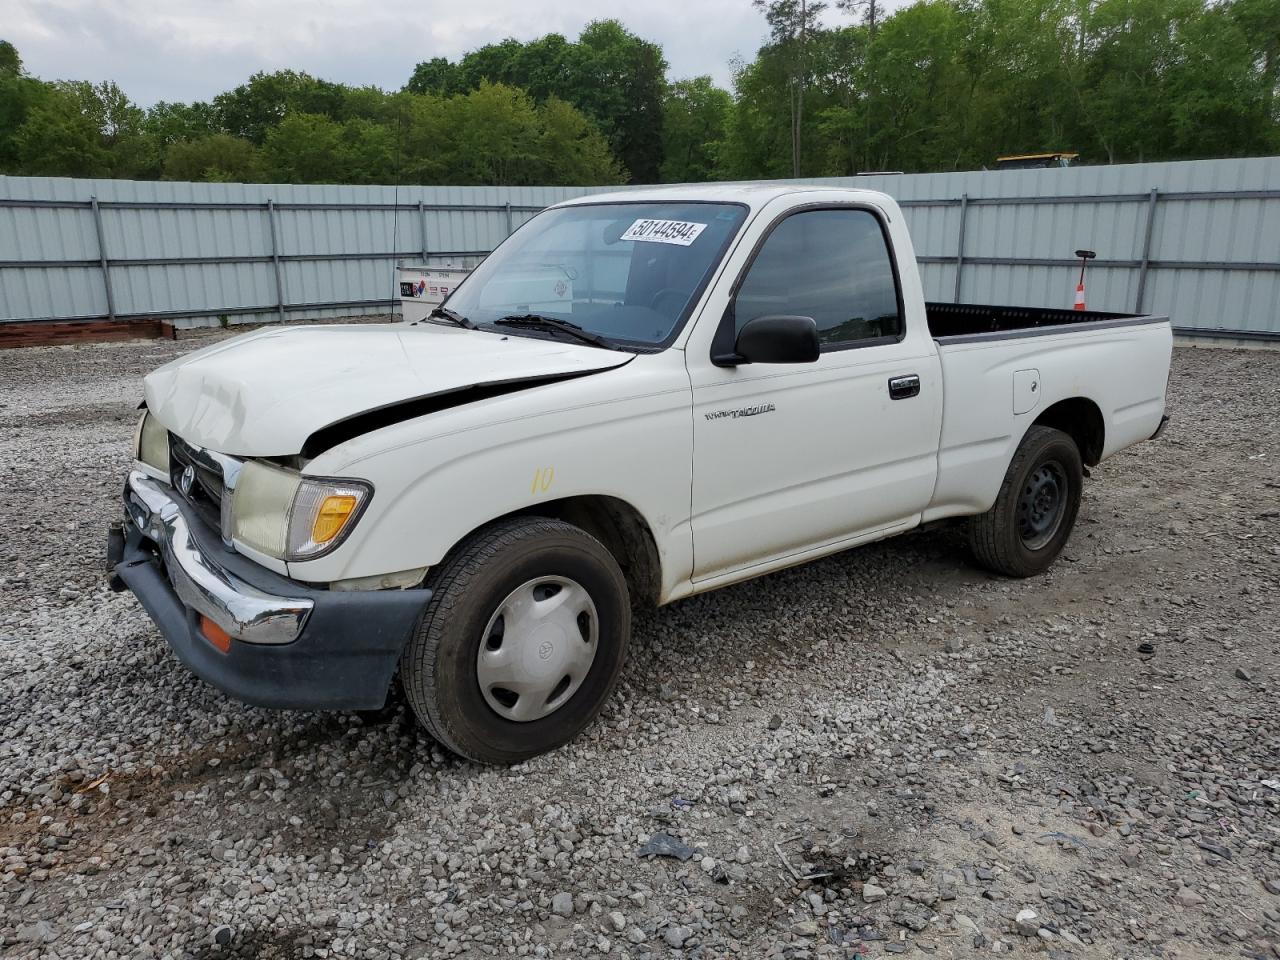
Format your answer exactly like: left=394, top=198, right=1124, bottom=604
left=111, top=470, right=430, bottom=710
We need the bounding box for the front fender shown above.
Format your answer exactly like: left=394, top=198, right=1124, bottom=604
left=287, top=357, right=696, bottom=597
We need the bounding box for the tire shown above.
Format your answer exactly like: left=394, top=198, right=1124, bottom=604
left=968, top=425, right=1083, bottom=578
left=400, top=516, right=631, bottom=764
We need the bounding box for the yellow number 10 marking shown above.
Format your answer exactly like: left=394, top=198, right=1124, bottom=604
left=531, top=467, right=555, bottom=494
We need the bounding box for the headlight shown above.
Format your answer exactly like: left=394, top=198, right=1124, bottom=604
left=230, top=460, right=372, bottom=561
left=135, top=412, right=169, bottom=472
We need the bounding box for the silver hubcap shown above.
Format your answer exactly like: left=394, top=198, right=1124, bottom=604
left=476, top=576, right=599, bottom=722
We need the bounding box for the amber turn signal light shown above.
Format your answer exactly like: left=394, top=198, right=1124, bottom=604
left=312, top=494, right=359, bottom=544
left=200, top=616, right=232, bottom=654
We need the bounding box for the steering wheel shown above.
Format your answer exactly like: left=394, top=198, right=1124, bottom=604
left=649, top=288, right=689, bottom=314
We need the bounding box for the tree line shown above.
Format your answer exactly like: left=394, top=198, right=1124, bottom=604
left=731, top=0, right=1279, bottom=177
left=1, top=0, right=1276, bottom=188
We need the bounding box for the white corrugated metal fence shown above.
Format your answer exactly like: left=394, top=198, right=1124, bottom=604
left=2, top=156, right=1277, bottom=338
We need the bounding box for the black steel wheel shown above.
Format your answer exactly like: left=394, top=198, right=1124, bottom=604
left=969, top=426, right=1083, bottom=578
left=1016, top=460, right=1069, bottom=550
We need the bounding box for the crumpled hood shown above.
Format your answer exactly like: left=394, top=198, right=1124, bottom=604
left=144, top=323, right=631, bottom=456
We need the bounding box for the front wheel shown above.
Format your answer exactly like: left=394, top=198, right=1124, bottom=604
left=968, top=425, right=1083, bottom=578
left=400, top=517, right=631, bottom=764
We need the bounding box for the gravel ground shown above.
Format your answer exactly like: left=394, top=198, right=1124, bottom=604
left=0, top=332, right=1277, bottom=960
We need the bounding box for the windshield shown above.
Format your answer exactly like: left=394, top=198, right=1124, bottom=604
left=439, top=201, right=748, bottom=348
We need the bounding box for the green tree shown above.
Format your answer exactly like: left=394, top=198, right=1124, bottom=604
left=838, top=0, right=884, bottom=35
left=536, top=96, right=626, bottom=184
left=69, top=81, right=144, bottom=146
left=753, top=0, right=828, bottom=175
left=405, top=57, right=459, bottom=95
left=259, top=109, right=400, bottom=184
left=338, top=117, right=398, bottom=183
left=955, top=0, right=1082, bottom=165
left=164, top=134, right=259, bottom=181
left=338, top=85, right=396, bottom=123
left=9, top=79, right=147, bottom=177
left=0, top=41, right=51, bottom=171
left=1229, top=0, right=1280, bottom=100
left=728, top=0, right=1280, bottom=175
left=721, top=45, right=819, bottom=178
left=116, top=101, right=219, bottom=180
left=661, top=77, right=732, bottom=181
left=576, top=20, right=667, bottom=183
left=442, top=82, right=544, bottom=184
left=0, top=39, right=20, bottom=75
left=1165, top=2, right=1276, bottom=156
left=10, top=4, right=1280, bottom=185
left=144, top=100, right=220, bottom=147
left=81, top=80, right=149, bottom=176
left=1076, top=0, right=1210, bottom=162
left=412, top=21, right=667, bottom=182
left=396, top=91, right=453, bottom=184
left=13, top=83, right=112, bottom=176
left=260, top=112, right=347, bottom=182
left=859, top=0, right=973, bottom=171
left=1228, top=0, right=1280, bottom=148
left=214, top=70, right=347, bottom=143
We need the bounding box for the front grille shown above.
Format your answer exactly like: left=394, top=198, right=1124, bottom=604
left=170, top=435, right=228, bottom=533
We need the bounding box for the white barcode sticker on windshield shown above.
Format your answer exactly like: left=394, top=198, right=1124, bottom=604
left=621, top=218, right=707, bottom=246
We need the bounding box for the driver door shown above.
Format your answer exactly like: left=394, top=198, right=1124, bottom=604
left=688, top=205, right=942, bottom=582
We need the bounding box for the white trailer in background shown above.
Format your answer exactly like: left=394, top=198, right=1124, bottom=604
left=396, top=265, right=471, bottom=323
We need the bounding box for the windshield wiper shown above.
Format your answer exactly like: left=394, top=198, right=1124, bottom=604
left=492, top=314, right=618, bottom=350
left=426, top=305, right=475, bottom=329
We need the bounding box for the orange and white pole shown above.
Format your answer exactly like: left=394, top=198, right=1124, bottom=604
left=1073, top=249, right=1096, bottom=311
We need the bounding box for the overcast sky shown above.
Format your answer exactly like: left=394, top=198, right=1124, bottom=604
left=4, top=0, right=884, bottom=107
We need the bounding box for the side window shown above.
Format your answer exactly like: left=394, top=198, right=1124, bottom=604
left=734, top=209, right=902, bottom=347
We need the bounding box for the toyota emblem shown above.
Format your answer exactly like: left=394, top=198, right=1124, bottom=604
left=179, top=464, right=195, bottom=496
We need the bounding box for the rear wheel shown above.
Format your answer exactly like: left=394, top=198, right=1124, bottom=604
left=968, top=426, right=1083, bottom=578
left=400, top=517, right=630, bottom=764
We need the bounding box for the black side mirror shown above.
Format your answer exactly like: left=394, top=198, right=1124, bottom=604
left=714, top=315, right=820, bottom=366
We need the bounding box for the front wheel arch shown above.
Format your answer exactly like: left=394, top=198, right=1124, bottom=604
left=443, top=494, right=663, bottom=608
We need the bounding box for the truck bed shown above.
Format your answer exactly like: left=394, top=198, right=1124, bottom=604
left=925, top=301, right=1148, bottom=342
left=921, top=300, right=1172, bottom=527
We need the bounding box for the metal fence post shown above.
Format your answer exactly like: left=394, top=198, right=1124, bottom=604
left=89, top=196, right=116, bottom=322
left=266, top=199, right=285, bottom=324
left=504, top=201, right=513, bottom=237
left=953, top=193, right=969, bottom=303
left=1135, top=188, right=1159, bottom=313
left=418, top=199, right=429, bottom=262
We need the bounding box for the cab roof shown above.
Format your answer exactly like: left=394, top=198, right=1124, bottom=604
left=554, top=182, right=890, bottom=211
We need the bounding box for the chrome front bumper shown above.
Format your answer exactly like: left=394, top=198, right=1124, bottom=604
left=123, top=470, right=312, bottom=645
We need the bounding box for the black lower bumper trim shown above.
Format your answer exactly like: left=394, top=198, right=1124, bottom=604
left=106, top=523, right=127, bottom=592
left=115, top=522, right=430, bottom=711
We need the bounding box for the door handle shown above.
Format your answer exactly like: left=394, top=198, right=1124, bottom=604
left=888, top=374, right=921, bottom=400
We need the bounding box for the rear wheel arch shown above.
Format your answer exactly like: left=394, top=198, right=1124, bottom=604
left=1030, top=397, right=1104, bottom=466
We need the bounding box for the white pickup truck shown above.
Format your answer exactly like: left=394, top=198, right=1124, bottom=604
left=110, top=184, right=1172, bottom=763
